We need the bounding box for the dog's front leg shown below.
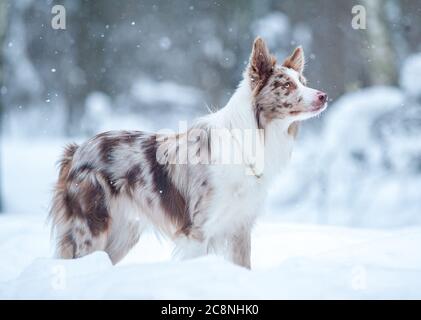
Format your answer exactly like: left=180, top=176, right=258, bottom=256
left=229, top=227, right=251, bottom=269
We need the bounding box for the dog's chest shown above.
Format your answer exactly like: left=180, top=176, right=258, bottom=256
left=202, top=165, right=272, bottom=237
left=204, top=132, right=294, bottom=235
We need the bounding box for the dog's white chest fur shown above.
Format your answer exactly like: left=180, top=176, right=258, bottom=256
left=203, top=115, right=295, bottom=239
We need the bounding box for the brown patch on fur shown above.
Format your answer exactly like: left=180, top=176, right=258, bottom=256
left=120, top=130, right=143, bottom=144
left=59, top=231, right=77, bottom=258
left=55, top=148, right=110, bottom=238
left=58, top=144, right=78, bottom=179
left=298, top=74, right=307, bottom=86
left=143, top=135, right=192, bottom=235
left=249, top=37, right=277, bottom=93
left=100, top=170, right=120, bottom=195
left=126, top=164, right=145, bottom=194
left=99, top=136, right=121, bottom=163
left=255, top=103, right=263, bottom=129
left=146, top=196, right=153, bottom=206
left=97, top=131, right=143, bottom=165
left=68, top=162, right=95, bottom=181
left=272, top=72, right=297, bottom=93
left=126, top=165, right=142, bottom=187
left=288, top=122, right=300, bottom=138
left=78, top=177, right=110, bottom=236
left=282, top=46, right=305, bottom=74
left=75, top=227, right=85, bottom=236
left=95, top=131, right=113, bottom=139
left=49, top=143, right=79, bottom=227
left=272, top=80, right=282, bottom=89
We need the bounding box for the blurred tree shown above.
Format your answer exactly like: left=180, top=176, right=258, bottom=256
left=64, top=0, right=105, bottom=135
left=361, top=0, right=397, bottom=85
left=0, top=0, right=7, bottom=211
left=384, top=0, right=409, bottom=65
left=400, top=0, right=421, bottom=53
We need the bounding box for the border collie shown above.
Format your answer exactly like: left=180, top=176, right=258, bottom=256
left=49, top=37, right=327, bottom=268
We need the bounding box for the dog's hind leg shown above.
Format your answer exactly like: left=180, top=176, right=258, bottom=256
left=104, top=198, right=148, bottom=264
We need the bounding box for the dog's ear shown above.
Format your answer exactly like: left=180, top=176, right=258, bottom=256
left=248, top=37, right=276, bottom=88
left=283, top=46, right=305, bottom=74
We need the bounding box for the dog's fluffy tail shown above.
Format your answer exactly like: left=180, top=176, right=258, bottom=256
left=48, top=143, right=79, bottom=258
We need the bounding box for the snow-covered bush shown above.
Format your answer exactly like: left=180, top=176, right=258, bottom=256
left=400, top=53, right=421, bottom=101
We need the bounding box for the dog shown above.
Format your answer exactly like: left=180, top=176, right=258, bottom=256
left=49, top=37, right=327, bottom=269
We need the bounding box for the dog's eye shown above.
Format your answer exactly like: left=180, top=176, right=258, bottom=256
left=285, top=82, right=291, bottom=88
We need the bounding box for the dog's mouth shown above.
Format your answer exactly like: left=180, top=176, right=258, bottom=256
left=309, top=102, right=328, bottom=113
left=289, top=103, right=327, bottom=116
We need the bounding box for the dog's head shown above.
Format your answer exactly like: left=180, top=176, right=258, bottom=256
left=247, top=37, right=328, bottom=128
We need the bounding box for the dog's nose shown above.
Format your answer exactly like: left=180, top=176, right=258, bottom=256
left=317, top=92, right=328, bottom=104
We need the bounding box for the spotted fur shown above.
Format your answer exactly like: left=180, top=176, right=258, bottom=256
left=49, top=37, right=327, bottom=268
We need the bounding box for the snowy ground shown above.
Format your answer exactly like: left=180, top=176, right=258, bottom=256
left=1, top=213, right=421, bottom=299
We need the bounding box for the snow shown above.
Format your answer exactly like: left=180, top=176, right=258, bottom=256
left=1, top=214, right=420, bottom=299
left=400, top=53, right=421, bottom=99
left=1, top=139, right=64, bottom=215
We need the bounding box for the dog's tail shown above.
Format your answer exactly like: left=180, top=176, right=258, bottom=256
left=48, top=143, right=79, bottom=258
left=57, top=143, right=79, bottom=182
